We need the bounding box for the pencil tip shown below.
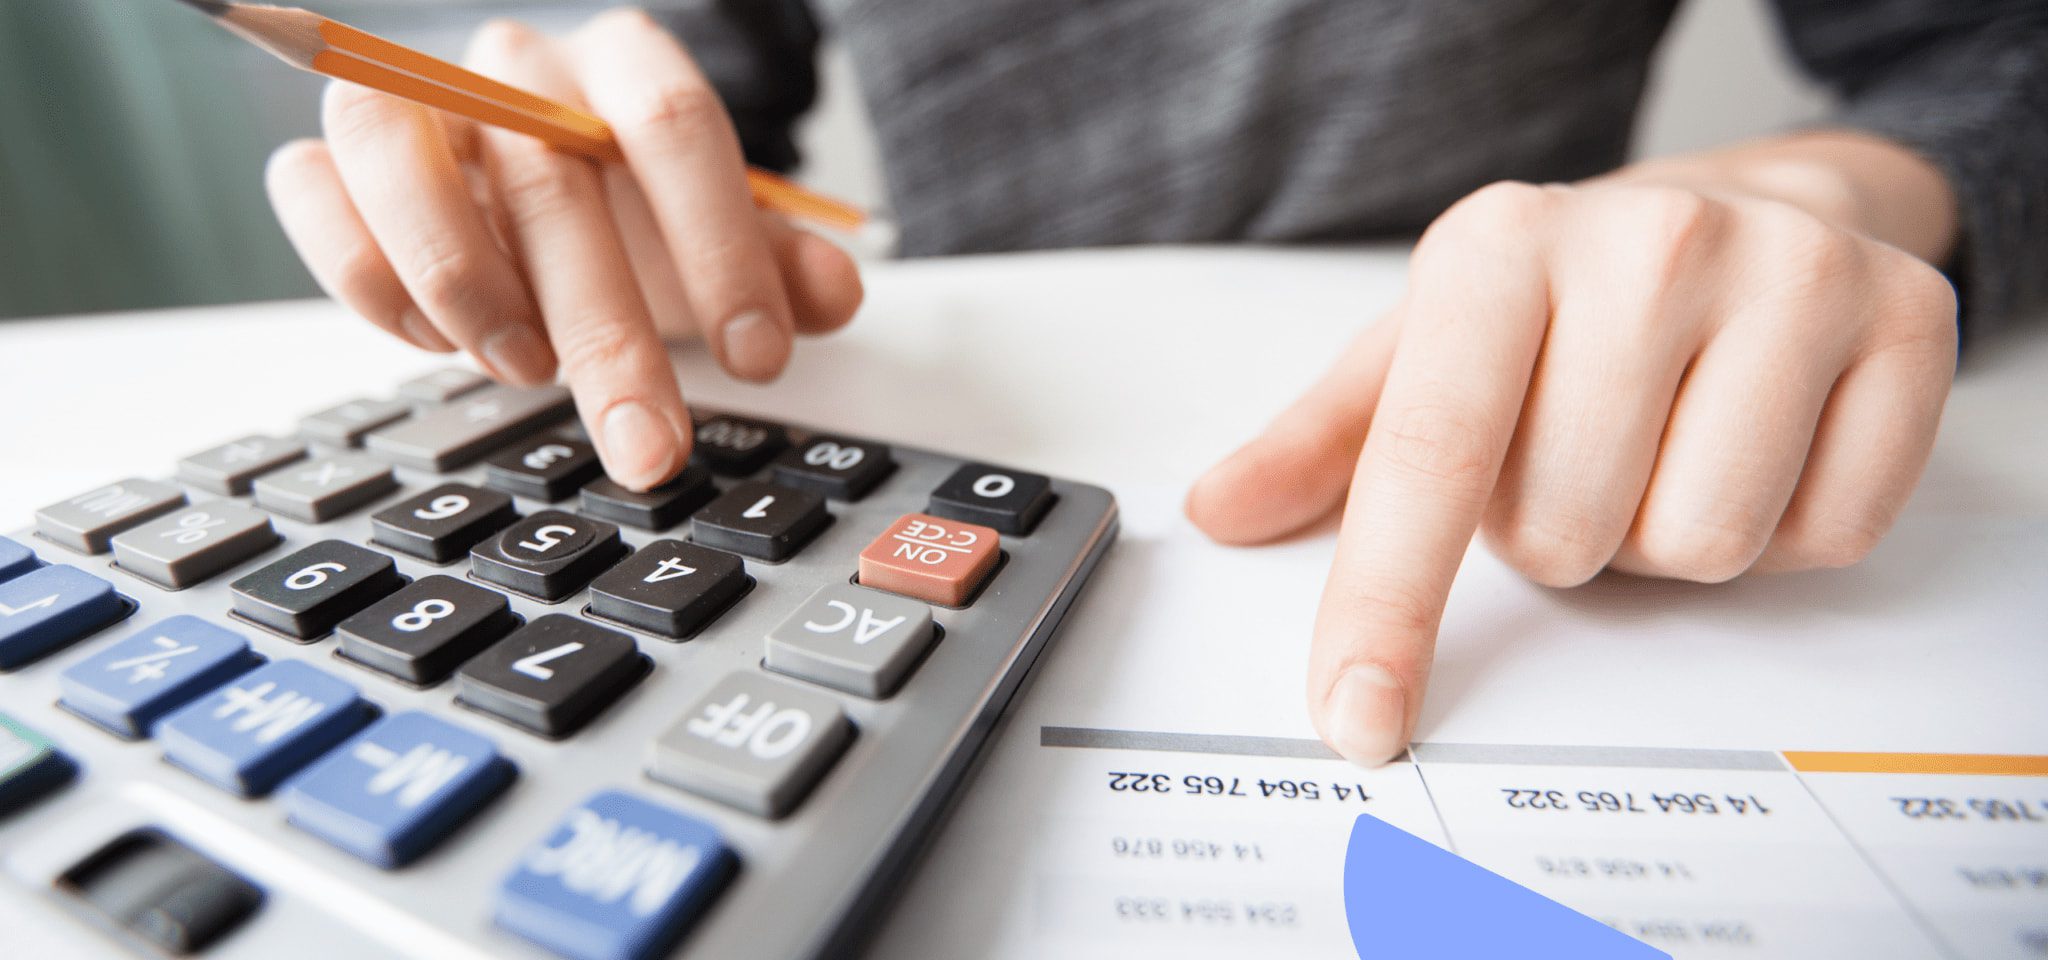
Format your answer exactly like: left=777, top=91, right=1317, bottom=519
left=170, top=0, right=232, bottom=15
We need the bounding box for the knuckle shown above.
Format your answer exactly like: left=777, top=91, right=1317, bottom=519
left=1766, top=210, right=1858, bottom=292
left=494, top=155, right=588, bottom=224
left=1627, top=186, right=1719, bottom=287
left=327, top=245, right=393, bottom=300
left=594, top=6, right=663, bottom=34
left=264, top=139, right=326, bottom=188
left=1375, top=400, right=1502, bottom=494
left=1331, top=581, right=1440, bottom=644
left=1488, top=510, right=1613, bottom=587
left=1876, top=259, right=1960, bottom=354
left=1415, top=180, right=1551, bottom=264
left=1791, top=513, right=1888, bottom=569
left=320, top=80, right=396, bottom=143
left=405, top=241, right=485, bottom=317
left=1633, top=507, right=1772, bottom=583
left=612, top=79, right=726, bottom=135
left=554, top=324, right=641, bottom=379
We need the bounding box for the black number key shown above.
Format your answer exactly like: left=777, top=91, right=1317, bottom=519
left=589, top=540, right=748, bottom=638
left=770, top=435, right=894, bottom=501
left=454, top=615, right=646, bottom=737
left=469, top=510, right=627, bottom=601
left=229, top=540, right=404, bottom=640
left=690, top=482, right=829, bottom=561
left=578, top=467, right=718, bottom=531
left=370, top=484, right=518, bottom=563
left=690, top=415, right=789, bottom=475
left=336, top=575, right=518, bottom=684
left=928, top=462, right=1054, bottom=534
left=484, top=438, right=602, bottom=501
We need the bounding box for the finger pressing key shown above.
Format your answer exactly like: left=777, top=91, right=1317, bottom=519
left=464, top=20, right=690, bottom=491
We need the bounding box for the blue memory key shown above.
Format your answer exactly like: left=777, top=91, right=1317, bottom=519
left=281, top=711, right=514, bottom=868
left=0, top=712, right=77, bottom=817
left=158, top=660, right=375, bottom=797
left=60, top=617, right=264, bottom=738
left=0, top=565, right=128, bottom=669
left=497, top=789, right=736, bottom=960
left=0, top=537, right=42, bottom=583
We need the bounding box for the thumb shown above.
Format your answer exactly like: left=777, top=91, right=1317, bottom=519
left=1185, top=312, right=1401, bottom=544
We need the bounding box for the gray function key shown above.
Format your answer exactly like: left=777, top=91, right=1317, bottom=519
left=176, top=435, right=307, bottom=496
left=649, top=672, right=853, bottom=818
left=35, top=478, right=187, bottom=554
left=765, top=584, right=935, bottom=698
left=366, top=385, right=573, bottom=471
left=396, top=367, right=489, bottom=403
left=111, top=502, right=278, bottom=589
left=252, top=454, right=398, bottom=523
left=299, top=397, right=411, bottom=447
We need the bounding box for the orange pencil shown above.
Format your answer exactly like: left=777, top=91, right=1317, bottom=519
left=171, top=0, right=868, bottom=231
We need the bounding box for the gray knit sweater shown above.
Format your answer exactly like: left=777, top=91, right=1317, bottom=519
left=663, top=0, right=2048, bottom=338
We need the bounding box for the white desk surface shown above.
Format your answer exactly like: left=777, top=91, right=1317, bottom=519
left=3, top=246, right=2045, bottom=959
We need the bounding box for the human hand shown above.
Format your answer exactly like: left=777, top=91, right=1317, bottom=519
left=265, top=9, right=862, bottom=489
left=1186, top=171, right=1958, bottom=764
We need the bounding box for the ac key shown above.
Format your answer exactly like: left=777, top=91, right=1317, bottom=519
left=470, top=511, right=626, bottom=602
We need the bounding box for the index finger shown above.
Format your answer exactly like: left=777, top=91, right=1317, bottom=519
left=1310, top=184, right=1553, bottom=765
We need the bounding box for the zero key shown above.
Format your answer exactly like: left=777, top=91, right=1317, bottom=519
left=927, top=463, right=1054, bottom=535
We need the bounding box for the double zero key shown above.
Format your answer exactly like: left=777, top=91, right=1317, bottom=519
left=230, top=541, right=405, bottom=640
left=470, top=511, right=627, bottom=602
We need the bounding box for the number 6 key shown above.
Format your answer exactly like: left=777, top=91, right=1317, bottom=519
left=230, top=541, right=405, bottom=640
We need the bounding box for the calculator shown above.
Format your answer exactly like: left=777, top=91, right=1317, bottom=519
left=0, top=369, right=1117, bottom=960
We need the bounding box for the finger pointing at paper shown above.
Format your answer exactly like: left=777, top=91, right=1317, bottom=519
left=1187, top=143, right=1959, bottom=765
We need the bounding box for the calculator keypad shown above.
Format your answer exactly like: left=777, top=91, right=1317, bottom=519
left=0, top=374, right=1113, bottom=960
left=928, top=462, right=1055, bottom=534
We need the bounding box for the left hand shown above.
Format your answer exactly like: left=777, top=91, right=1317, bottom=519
left=1184, top=168, right=1958, bottom=765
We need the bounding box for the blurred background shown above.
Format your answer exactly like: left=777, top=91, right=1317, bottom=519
left=0, top=0, right=1828, bottom=321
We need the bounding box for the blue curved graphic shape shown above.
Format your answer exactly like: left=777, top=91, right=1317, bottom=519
left=1343, top=814, right=1669, bottom=959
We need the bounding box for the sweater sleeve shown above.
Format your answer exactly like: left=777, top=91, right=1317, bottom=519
left=1768, top=0, right=2048, bottom=339
left=652, top=0, right=821, bottom=173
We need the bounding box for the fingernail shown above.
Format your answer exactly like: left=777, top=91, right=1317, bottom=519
left=720, top=310, right=788, bottom=380
left=1324, top=665, right=1407, bottom=766
left=399, top=308, right=453, bottom=352
left=480, top=326, right=551, bottom=384
left=600, top=401, right=681, bottom=490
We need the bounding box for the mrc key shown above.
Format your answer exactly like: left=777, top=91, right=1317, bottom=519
left=470, top=511, right=627, bottom=602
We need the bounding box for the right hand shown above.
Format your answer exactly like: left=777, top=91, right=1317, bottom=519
left=265, top=9, right=863, bottom=490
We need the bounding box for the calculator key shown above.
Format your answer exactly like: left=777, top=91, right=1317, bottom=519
left=59, top=828, right=264, bottom=955
left=176, top=434, right=308, bottom=495
left=252, top=453, right=399, bottom=523
left=299, top=397, right=412, bottom=447
left=281, top=711, right=514, bottom=868
left=690, top=481, right=829, bottom=562
left=470, top=510, right=628, bottom=602
left=770, top=435, right=894, bottom=501
left=589, top=540, right=748, bottom=639
left=857, top=513, right=1001, bottom=606
left=230, top=540, right=404, bottom=640
left=649, top=672, right=853, bottom=818
left=158, top=660, right=375, bottom=797
left=59, top=617, right=262, bottom=738
left=0, top=565, right=128, bottom=669
left=690, top=414, right=789, bottom=475
left=366, top=384, right=573, bottom=471
left=578, top=468, right=718, bottom=531
left=929, top=462, right=1054, bottom=535
left=397, top=367, right=490, bottom=403
left=496, top=789, right=734, bottom=960
left=455, top=615, right=646, bottom=737
left=370, top=483, right=518, bottom=563
left=110, top=502, right=279, bottom=590
left=33, top=479, right=188, bottom=554
left=765, top=584, right=935, bottom=698
left=485, top=437, right=603, bottom=501
left=0, top=713, right=77, bottom=816
left=0, top=536, right=41, bottom=582
left=337, top=575, right=517, bottom=685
